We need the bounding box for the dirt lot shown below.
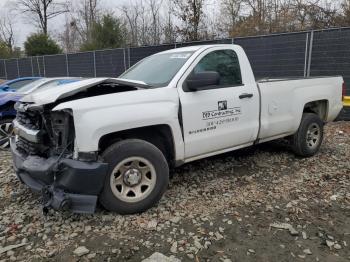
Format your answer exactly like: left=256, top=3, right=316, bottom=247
left=0, top=122, right=349, bottom=262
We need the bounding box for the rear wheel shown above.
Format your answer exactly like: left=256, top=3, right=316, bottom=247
left=0, top=119, right=14, bottom=149
left=291, top=113, right=324, bottom=157
left=99, top=139, right=169, bottom=214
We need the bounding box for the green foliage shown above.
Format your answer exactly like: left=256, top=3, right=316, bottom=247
left=80, top=14, right=126, bottom=51
left=24, top=33, right=62, bottom=56
left=11, top=47, right=22, bottom=58
left=0, top=41, right=12, bottom=59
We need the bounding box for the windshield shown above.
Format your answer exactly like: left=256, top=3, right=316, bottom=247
left=17, top=78, right=48, bottom=93
left=120, top=51, right=194, bottom=87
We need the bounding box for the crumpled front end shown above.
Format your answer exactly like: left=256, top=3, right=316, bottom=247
left=10, top=102, right=108, bottom=213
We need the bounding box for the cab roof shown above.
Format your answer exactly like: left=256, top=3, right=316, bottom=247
left=159, top=44, right=236, bottom=54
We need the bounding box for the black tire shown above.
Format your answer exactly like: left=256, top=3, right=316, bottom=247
left=99, top=139, right=169, bottom=214
left=0, top=118, right=14, bottom=149
left=291, top=113, right=324, bottom=157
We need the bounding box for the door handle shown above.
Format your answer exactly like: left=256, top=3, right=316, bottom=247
left=239, top=93, right=253, bottom=99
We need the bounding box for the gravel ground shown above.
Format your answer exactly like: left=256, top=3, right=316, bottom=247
left=0, top=122, right=349, bottom=262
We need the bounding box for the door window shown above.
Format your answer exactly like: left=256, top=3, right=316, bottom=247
left=187, top=49, right=242, bottom=90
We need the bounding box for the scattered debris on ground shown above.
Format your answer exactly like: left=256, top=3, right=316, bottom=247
left=0, top=122, right=349, bottom=261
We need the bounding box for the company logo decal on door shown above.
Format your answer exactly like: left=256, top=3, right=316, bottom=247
left=188, top=101, right=242, bottom=135
left=202, top=100, right=241, bottom=120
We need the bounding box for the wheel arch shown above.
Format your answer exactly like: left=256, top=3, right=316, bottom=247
left=303, top=99, right=329, bottom=121
left=98, top=124, right=176, bottom=166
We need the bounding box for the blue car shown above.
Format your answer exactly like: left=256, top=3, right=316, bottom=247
left=0, top=77, right=82, bottom=148
left=0, top=77, right=42, bottom=92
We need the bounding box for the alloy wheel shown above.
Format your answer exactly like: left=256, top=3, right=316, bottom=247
left=0, top=122, right=13, bottom=149
left=306, top=123, right=321, bottom=149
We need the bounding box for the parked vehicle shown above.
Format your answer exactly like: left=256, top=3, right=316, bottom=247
left=10, top=45, right=344, bottom=214
left=0, top=77, right=42, bottom=92
left=0, top=78, right=81, bottom=148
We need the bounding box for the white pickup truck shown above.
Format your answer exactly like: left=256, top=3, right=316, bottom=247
left=10, top=45, right=344, bottom=214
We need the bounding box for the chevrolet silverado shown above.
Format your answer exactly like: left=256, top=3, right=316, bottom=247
left=10, top=45, right=344, bottom=214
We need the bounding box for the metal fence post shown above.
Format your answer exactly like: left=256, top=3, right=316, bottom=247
left=128, top=47, right=131, bottom=68
left=30, top=57, right=34, bottom=76
left=3, top=60, right=7, bottom=80
left=93, top=51, right=97, bottom=77
left=123, top=48, right=127, bottom=71
left=303, top=33, right=309, bottom=78
left=65, top=54, right=69, bottom=76
left=43, top=56, right=46, bottom=77
left=307, top=30, right=314, bottom=77
left=16, top=58, right=20, bottom=77
left=36, top=56, right=41, bottom=76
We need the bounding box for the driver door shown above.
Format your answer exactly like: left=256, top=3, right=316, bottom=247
left=177, top=47, right=259, bottom=159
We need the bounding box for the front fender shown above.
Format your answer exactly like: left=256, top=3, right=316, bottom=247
left=53, top=88, right=185, bottom=161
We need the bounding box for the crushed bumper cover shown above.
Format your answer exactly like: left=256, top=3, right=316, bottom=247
left=10, top=138, right=108, bottom=214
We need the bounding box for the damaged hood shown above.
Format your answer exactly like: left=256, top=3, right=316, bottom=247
left=20, top=78, right=150, bottom=106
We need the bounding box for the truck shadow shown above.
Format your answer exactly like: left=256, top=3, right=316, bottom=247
left=172, top=138, right=294, bottom=180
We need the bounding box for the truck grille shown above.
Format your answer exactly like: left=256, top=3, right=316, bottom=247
left=16, top=111, right=41, bottom=130
left=15, top=109, right=45, bottom=156
left=16, top=137, right=40, bottom=155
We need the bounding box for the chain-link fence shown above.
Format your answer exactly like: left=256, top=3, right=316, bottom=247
left=0, top=28, right=348, bottom=88
left=0, top=27, right=349, bottom=119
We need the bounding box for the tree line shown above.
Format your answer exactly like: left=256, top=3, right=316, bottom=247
left=0, top=0, right=350, bottom=58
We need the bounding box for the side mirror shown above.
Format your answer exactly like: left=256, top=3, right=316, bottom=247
left=186, top=71, right=220, bottom=91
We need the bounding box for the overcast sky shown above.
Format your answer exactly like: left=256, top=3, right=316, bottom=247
left=0, top=0, right=219, bottom=48
left=0, top=0, right=129, bottom=47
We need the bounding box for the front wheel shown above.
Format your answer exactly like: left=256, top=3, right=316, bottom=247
left=99, top=139, right=169, bottom=214
left=291, top=113, right=324, bottom=157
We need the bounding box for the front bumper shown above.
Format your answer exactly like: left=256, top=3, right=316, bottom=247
left=10, top=137, right=108, bottom=213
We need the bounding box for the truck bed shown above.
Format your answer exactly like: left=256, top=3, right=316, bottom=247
left=256, top=75, right=342, bottom=83
left=256, top=76, right=343, bottom=143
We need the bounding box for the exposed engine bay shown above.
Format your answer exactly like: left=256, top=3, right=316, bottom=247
left=14, top=81, right=143, bottom=159
left=55, top=82, right=139, bottom=104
